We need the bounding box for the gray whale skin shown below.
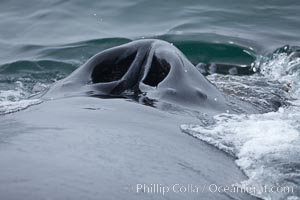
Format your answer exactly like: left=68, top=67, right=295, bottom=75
left=0, top=39, right=260, bottom=200
left=43, top=39, right=229, bottom=112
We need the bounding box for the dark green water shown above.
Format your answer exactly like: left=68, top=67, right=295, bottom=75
left=1, top=0, right=300, bottom=159
left=1, top=0, right=300, bottom=90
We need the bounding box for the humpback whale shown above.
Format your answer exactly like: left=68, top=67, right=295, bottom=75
left=43, top=39, right=231, bottom=113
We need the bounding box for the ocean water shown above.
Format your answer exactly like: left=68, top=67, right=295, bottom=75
left=1, top=0, right=300, bottom=200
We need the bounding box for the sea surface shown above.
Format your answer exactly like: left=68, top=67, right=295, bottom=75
left=1, top=0, right=300, bottom=200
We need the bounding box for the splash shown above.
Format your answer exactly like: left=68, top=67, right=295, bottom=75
left=181, top=106, right=300, bottom=200
left=182, top=46, right=300, bottom=200
left=0, top=99, right=42, bottom=115
left=255, top=45, right=300, bottom=98
left=0, top=81, right=44, bottom=115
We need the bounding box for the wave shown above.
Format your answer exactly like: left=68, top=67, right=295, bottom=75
left=181, top=46, right=300, bottom=200
left=0, top=81, right=43, bottom=115
left=0, top=99, right=42, bottom=115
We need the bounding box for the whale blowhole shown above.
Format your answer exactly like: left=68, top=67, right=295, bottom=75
left=91, top=50, right=138, bottom=83
left=143, top=55, right=171, bottom=87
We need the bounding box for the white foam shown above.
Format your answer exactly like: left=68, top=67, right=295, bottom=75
left=181, top=105, right=300, bottom=200
left=182, top=51, right=300, bottom=200
left=0, top=81, right=27, bottom=101
left=0, top=81, right=44, bottom=115
left=258, top=52, right=300, bottom=99
left=0, top=99, right=42, bottom=115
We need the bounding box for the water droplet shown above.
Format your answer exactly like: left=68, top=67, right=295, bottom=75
left=278, top=107, right=284, bottom=113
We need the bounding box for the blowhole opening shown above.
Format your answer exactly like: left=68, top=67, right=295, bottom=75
left=91, top=51, right=137, bottom=83
left=143, top=55, right=171, bottom=87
